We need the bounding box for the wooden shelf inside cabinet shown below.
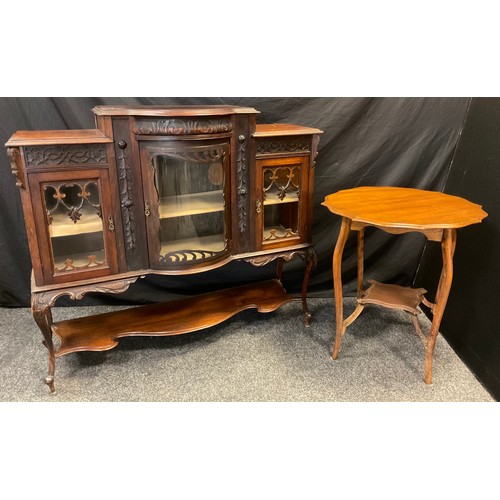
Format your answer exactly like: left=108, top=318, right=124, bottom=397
left=48, top=214, right=104, bottom=238
left=52, top=279, right=294, bottom=357
left=159, top=191, right=224, bottom=219
left=160, top=234, right=226, bottom=256
left=264, top=190, right=299, bottom=205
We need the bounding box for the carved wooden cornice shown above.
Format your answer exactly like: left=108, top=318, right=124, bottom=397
left=134, top=118, right=233, bottom=136
left=24, top=144, right=107, bottom=167
left=256, top=136, right=310, bottom=156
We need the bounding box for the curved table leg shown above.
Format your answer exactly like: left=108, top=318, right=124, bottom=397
left=301, top=247, right=318, bottom=326
left=424, top=228, right=456, bottom=384
left=357, top=228, right=365, bottom=299
left=331, top=217, right=351, bottom=359
left=31, top=293, right=56, bottom=394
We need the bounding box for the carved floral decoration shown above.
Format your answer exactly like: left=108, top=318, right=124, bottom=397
left=44, top=181, right=102, bottom=226
left=25, top=145, right=107, bottom=167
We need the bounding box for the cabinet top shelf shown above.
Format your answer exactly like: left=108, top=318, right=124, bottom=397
left=5, top=129, right=112, bottom=147
left=254, top=123, right=323, bottom=137
left=92, top=105, right=259, bottom=117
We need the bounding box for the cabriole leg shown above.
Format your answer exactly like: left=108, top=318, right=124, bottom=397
left=424, top=228, right=456, bottom=384
left=31, top=293, right=56, bottom=394
left=357, top=228, right=365, bottom=299
left=331, top=217, right=351, bottom=359
left=276, top=257, right=284, bottom=283
left=301, top=247, right=318, bottom=326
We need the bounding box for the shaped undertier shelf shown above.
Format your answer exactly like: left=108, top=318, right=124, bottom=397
left=52, top=279, right=294, bottom=357
left=358, top=280, right=427, bottom=314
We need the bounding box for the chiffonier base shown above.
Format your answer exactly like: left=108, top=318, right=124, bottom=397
left=33, top=278, right=309, bottom=393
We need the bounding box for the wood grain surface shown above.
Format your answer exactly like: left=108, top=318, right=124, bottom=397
left=322, top=186, right=487, bottom=229
left=254, top=123, right=323, bottom=137
left=52, top=280, right=293, bottom=357
left=5, top=129, right=112, bottom=146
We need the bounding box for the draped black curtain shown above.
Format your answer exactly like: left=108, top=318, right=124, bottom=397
left=0, top=97, right=469, bottom=307
left=414, top=97, right=500, bottom=400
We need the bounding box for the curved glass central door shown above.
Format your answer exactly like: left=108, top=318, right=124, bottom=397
left=142, top=142, right=230, bottom=267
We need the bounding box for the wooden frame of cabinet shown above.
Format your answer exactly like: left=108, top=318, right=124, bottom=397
left=6, top=105, right=322, bottom=393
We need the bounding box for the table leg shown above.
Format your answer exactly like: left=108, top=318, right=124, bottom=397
left=357, top=228, right=365, bottom=299
left=331, top=217, right=351, bottom=359
left=424, top=228, right=457, bottom=384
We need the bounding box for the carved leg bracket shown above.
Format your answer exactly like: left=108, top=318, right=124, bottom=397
left=30, top=275, right=142, bottom=393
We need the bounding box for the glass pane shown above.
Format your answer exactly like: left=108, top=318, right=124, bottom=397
left=153, top=149, right=227, bottom=264
left=263, top=165, right=300, bottom=242
left=43, top=180, right=106, bottom=273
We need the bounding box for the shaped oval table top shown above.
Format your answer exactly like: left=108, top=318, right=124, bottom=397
left=322, top=186, right=487, bottom=230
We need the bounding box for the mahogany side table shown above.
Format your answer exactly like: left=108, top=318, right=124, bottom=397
left=322, top=186, right=487, bottom=384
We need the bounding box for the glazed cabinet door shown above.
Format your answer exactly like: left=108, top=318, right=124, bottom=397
left=29, top=169, right=120, bottom=284
left=255, top=155, right=309, bottom=250
left=140, top=140, right=232, bottom=269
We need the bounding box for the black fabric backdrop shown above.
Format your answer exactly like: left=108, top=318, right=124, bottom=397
left=0, top=97, right=470, bottom=307
left=414, top=97, right=500, bottom=399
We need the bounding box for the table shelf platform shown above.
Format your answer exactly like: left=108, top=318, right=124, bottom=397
left=358, top=280, right=427, bottom=315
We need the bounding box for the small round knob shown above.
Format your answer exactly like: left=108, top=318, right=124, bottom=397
left=118, top=140, right=127, bottom=149
left=238, top=135, right=245, bottom=143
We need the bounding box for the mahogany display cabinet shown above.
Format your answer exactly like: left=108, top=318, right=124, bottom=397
left=6, top=105, right=323, bottom=392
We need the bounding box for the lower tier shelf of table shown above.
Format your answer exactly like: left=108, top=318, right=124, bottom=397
left=358, top=280, right=427, bottom=314
left=52, top=279, right=294, bottom=357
